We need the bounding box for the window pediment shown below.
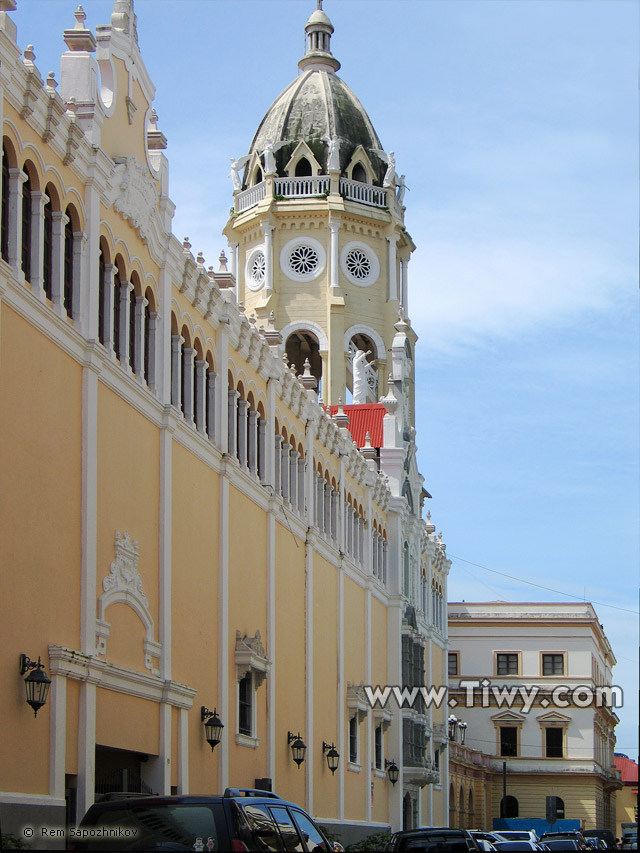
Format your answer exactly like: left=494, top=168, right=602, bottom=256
left=347, top=682, right=369, bottom=722
left=235, top=630, right=270, bottom=687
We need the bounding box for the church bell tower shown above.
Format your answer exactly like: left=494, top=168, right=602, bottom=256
left=224, top=2, right=416, bottom=432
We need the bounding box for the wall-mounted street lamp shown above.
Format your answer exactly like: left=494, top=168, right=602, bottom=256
left=322, top=741, right=340, bottom=774
left=448, top=714, right=459, bottom=740
left=201, top=706, right=224, bottom=751
left=19, top=655, right=51, bottom=717
left=385, top=759, right=399, bottom=785
left=287, top=731, right=306, bottom=768
left=448, top=714, right=467, bottom=744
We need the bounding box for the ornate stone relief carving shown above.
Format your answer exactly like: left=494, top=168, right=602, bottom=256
left=109, top=157, right=164, bottom=247
left=96, top=531, right=161, bottom=675
left=235, top=630, right=270, bottom=687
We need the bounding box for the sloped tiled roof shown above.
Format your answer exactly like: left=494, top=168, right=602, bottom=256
left=615, top=754, right=638, bottom=783
left=327, top=403, right=386, bottom=448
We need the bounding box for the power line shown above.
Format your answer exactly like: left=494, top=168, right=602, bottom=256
left=448, top=553, right=639, bottom=616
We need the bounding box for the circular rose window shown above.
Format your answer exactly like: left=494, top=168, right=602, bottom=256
left=245, top=247, right=266, bottom=291
left=340, top=241, right=380, bottom=287
left=345, top=248, right=371, bottom=281
left=289, top=244, right=319, bottom=276
left=280, top=237, right=326, bottom=282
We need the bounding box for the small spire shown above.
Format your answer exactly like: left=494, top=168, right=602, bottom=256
left=298, top=2, right=340, bottom=74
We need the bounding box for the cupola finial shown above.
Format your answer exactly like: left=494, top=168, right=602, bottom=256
left=298, top=2, right=340, bottom=74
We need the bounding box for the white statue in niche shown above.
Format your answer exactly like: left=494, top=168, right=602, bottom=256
left=353, top=348, right=372, bottom=404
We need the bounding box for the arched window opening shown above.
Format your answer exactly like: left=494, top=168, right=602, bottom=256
left=253, top=166, right=263, bottom=185
left=347, top=333, right=377, bottom=404
left=352, top=162, right=367, bottom=183
left=21, top=171, right=31, bottom=281
left=113, top=260, right=123, bottom=361
left=285, top=330, right=322, bottom=395
left=403, top=542, right=410, bottom=599
left=294, top=157, right=312, bottom=177
left=1, top=146, right=9, bottom=262
left=180, top=326, right=192, bottom=421
left=63, top=209, right=73, bottom=318
left=468, top=790, right=475, bottom=825
left=98, top=247, right=106, bottom=345
left=204, top=354, right=215, bottom=440
left=501, top=795, right=519, bottom=819
left=43, top=191, right=53, bottom=301
left=128, top=279, right=138, bottom=369
left=143, top=297, right=151, bottom=383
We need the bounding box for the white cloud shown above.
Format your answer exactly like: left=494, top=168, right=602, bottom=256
left=408, top=228, right=629, bottom=354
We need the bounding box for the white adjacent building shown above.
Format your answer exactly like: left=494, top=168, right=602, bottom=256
left=448, top=602, right=621, bottom=832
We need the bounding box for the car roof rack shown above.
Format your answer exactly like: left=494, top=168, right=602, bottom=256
left=223, top=788, right=282, bottom=799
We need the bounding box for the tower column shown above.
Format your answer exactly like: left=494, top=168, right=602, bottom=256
left=387, top=234, right=398, bottom=302
left=400, top=256, right=409, bottom=311
left=329, top=217, right=340, bottom=289
left=262, top=222, right=274, bottom=293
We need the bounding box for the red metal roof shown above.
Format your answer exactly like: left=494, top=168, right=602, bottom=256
left=327, top=403, right=386, bottom=448
left=615, top=754, right=638, bottom=783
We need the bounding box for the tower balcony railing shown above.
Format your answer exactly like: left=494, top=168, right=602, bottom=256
left=340, top=178, right=388, bottom=208
left=234, top=176, right=392, bottom=213
left=274, top=176, right=330, bottom=198
left=235, top=182, right=266, bottom=213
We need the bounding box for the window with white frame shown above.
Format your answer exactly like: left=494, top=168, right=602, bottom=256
left=235, top=630, right=270, bottom=747
left=347, top=684, right=368, bottom=770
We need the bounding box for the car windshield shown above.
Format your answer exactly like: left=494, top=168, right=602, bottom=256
left=80, top=802, right=222, bottom=850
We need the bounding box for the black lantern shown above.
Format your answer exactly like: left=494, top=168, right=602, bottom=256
left=385, top=759, right=399, bottom=785
left=20, top=655, right=51, bottom=717
left=201, top=706, right=224, bottom=751
left=287, top=731, right=307, bottom=767
left=448, top=714, right=459, bottom=740
left=458, top=721, right=467, bottom=745
left=322, top=741, right=340, bottom=774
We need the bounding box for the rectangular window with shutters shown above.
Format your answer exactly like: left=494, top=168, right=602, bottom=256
left=496, top=653, right=520, bottom=676
left=542, top=653, right=565, bottom=676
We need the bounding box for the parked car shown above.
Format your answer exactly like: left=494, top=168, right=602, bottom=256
left=468, top=832, right=499, bottom=852
left=67, top=787, right=339, bottom=851
left=385, top=827, right=481, bottom=851
left=582, top=829, right=617, bottom=849
left=621, top=825, right=639, bottom=850
left=493, top=833, right=540, bottom=845
left=539, top=842, right=581, bottom=851
left=539, top=831, right=588, bottom=850
left=492, top=843, right=544, bottom=851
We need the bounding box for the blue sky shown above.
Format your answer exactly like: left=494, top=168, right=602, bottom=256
left=17, top=0, right=639, bottom=761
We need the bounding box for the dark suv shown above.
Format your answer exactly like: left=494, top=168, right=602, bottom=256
left=67, top=788, right=337, bottom=851
left=385, top=828, right=481, bottom=851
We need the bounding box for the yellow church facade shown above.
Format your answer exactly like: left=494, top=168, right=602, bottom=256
left=0, top=1, right=452, bottom=847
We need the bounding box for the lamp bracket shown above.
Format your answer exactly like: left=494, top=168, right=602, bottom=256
left=20, top=654, right=42, bottom=675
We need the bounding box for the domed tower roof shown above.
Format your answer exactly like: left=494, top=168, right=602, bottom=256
left=245, top=3, right=385, bottom=185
